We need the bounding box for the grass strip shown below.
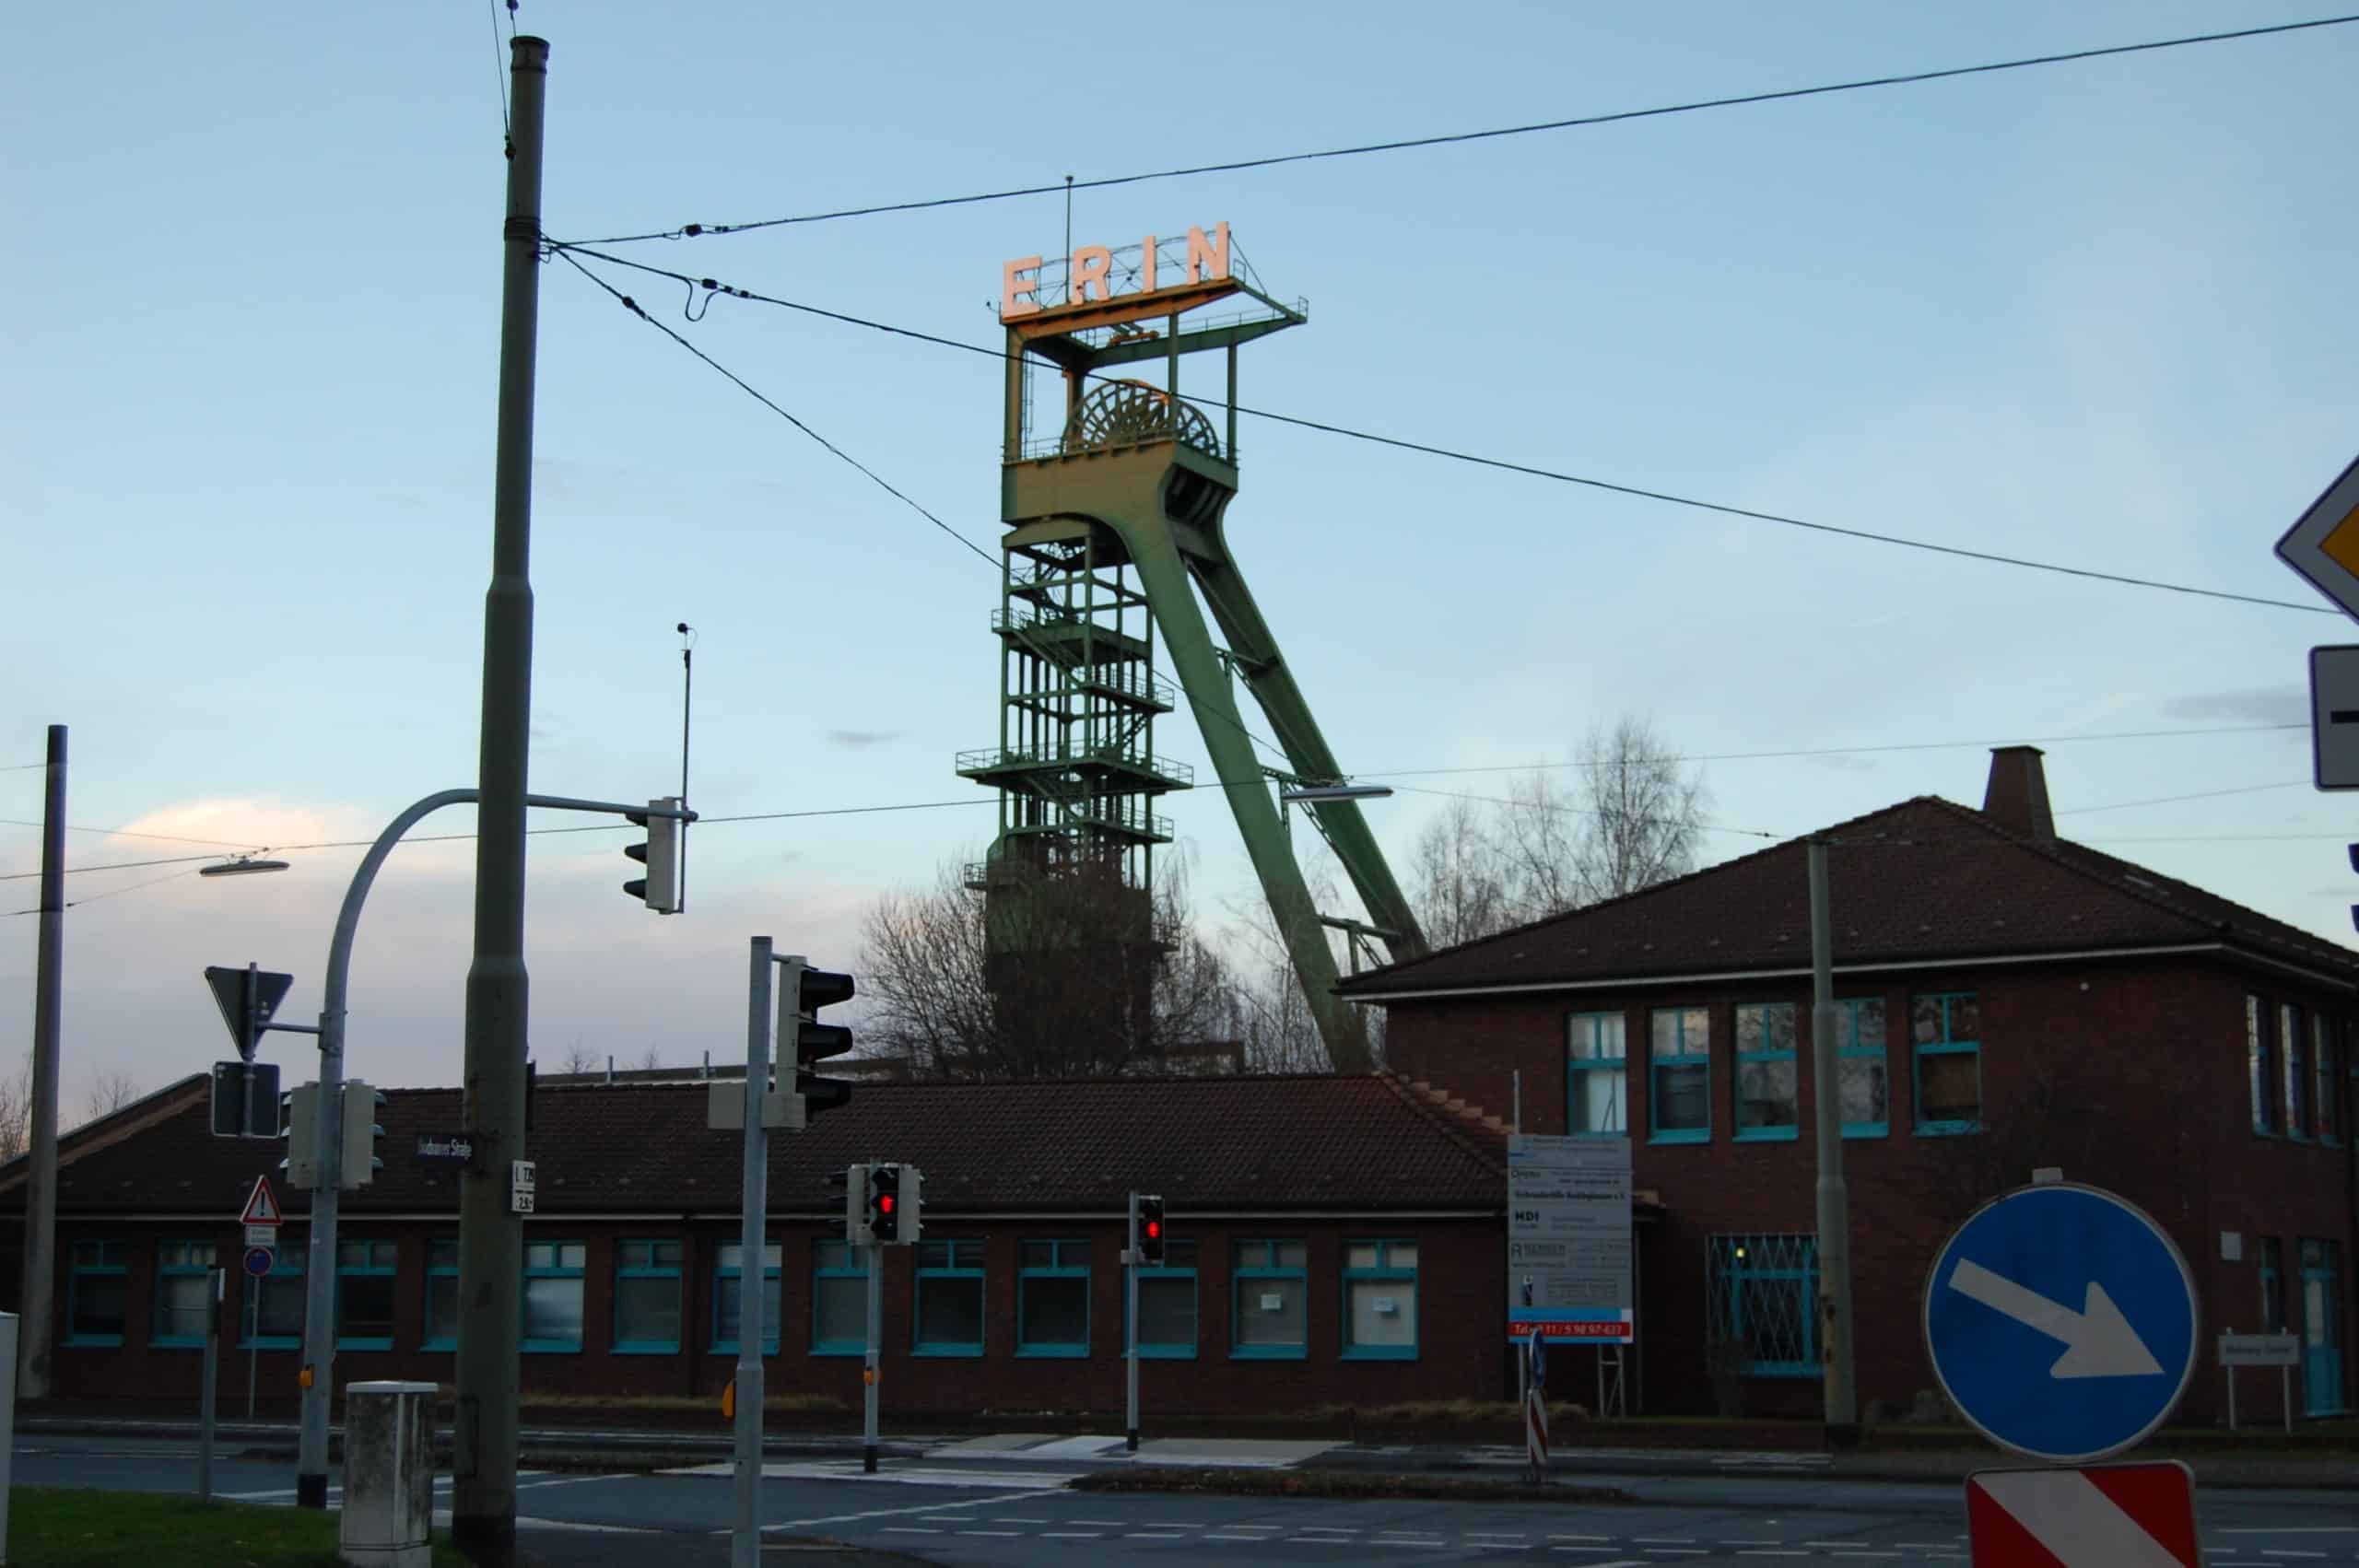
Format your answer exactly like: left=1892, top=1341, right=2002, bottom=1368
left=1070, top=1467, right=1630, bottom=1504
left=10, top=1487, right=471, bottom=1567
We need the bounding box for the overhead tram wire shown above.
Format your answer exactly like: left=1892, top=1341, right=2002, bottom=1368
left=563, top=12, right=2359, bottom=246
left=551, top=244, right=2331, bottom=617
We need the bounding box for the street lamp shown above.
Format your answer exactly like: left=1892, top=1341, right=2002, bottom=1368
left=200, top=856, right=290, bottom=878
left=1277, top=782, right=1393, bottom=803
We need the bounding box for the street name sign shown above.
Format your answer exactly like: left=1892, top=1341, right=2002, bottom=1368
left=1924, top=1183, right=2197, bottom=1462
left=1965, top=1461, right=2198, bottom=1567
left=2217, top=1331, right=2301, bottom=1368
left=2309, top=645, right=2359, bottom=790
left=415, top=1132, right=475, bottom=1163
left=1506, top=1135, right=1634, bottom=1343
left=2274, top=451, right=2359, bottom=619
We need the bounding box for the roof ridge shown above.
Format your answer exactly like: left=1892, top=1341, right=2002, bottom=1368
left=1377, top=1070, right=1508, bottom=1175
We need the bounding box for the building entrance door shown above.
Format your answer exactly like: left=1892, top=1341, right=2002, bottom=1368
left=2301, top=1238, right=2345, bottom=1416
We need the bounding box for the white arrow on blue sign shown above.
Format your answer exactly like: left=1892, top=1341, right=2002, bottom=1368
left=1922, top=1182, right=2197, bottom=1463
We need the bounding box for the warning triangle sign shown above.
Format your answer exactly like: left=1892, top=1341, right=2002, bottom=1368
left=241, top=1176, right=283, bottom=1225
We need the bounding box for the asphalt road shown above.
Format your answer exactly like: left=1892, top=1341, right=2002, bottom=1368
left=13, top=1436, right=2358, bottom=1566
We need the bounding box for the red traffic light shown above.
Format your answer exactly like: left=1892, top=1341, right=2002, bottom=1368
left=878, top=1194, right=896, bottom=1214
left=1144, top=1219, right=1162, bottom=1239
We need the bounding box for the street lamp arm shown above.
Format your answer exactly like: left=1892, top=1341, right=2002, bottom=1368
left=322, top=789, right=480, bottom=1041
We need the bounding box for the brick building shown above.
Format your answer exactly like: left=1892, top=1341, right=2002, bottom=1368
left=0, top=1071, right=1523, bottom=1422
left=1342, top=747, right=2359, bottom=1424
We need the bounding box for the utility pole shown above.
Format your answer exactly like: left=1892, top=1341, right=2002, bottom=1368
left=732, top=939, right=772, bottom=1568
left=455, top=32, right=548, bottom=1560
left=18, top=723, right=65, bottom=1398
left=1807, top=837, right=1858, bottom=1445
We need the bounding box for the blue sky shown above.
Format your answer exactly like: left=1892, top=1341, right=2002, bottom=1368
left=6, top=1, right=2355, bottom=1105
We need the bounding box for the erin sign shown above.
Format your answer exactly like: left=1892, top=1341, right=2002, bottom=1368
left=1002, top=223, right=1231, bottom=318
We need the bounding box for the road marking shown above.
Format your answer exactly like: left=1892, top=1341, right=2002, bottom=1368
left=2255, top=1553, right=2330, bottom=1560
left=956, top=1529, right=1021, bottom=1537
left=766, top=1491, right=1042, bottom=1531
left=2222, top=1530, right=2359, bottom=1537
left=989, top=1515, right=1050, bottom=1523
left=880, top=1527, right=940, bottom=1536
left=1040, top=1532, right=1103, bottom=1539
left=1070, top=1518, right=1129, bottom=1526
left=1127, top=1531, right=1189, bottom=1539
left=1635, top=1539, right=1697, bottom=1546
left=516, top=1473, right=624, bottom=1490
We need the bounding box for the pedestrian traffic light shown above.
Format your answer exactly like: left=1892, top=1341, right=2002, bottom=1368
left=866, top=1163, right=900, bottom=1246
left=340, top=1082, right=387, bottom=1189
left=830, top=1164, right=870, bottom=1246
left=780, top=961, right=857, bottom=1129
left=281, top=1082, right=320, bottom=1188
left=1136, top=1193, right=1167, bottom=1267
left=896, top=1165, right=924, bottom=1246
left=622, top=796, right=683, bottom=913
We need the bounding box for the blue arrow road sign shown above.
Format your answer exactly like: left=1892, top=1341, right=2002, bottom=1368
left=1922, top=1182, right=2197, bottom=1462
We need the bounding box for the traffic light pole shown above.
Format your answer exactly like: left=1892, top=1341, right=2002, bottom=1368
left=1125, top=1196, right=1141, bottom=1453
left=732, top=939, right=772, bottom=1568
left=863, top=1243, right=883, bottom=1473
left=288, top=785, right=692, bottom=1508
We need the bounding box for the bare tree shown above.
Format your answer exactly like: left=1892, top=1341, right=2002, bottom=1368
left=1569, top=713, right=1709, bottom=904
left=83, top=1071, right=140, bottom=1122
left=1405, top=796, right=1513, bottom=950
left=634, top=1046, right=663, bottom=1072
left=0, top=1057, right=30, bottom=1164
left=557, top=1039, right=599, bottom=1076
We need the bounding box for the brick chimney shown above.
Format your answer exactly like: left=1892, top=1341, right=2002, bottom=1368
left=1982, top=745, right=2055, bottom=842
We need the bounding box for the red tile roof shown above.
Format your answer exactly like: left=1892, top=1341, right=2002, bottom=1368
left=10, top=1071, right=1508, bottom=1219
left=1339, top=795, right=2359, bottom=997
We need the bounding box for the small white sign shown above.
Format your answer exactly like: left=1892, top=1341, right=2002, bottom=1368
left=1259, top=1293, right=1283, bottom=1313
left=1374, top=1296, right=1398, bottom=1316
left=511, top=1159, right=537, bottom=1215
left=244, top=1223, right=277, bottom=1249
left=2220, top=1230, right=2243, bottom=1262
left=2218, top=1331, right=2302, bottom=1367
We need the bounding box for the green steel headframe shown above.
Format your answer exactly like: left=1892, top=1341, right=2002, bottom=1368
left=958, top=228, right=1428, bottom=1071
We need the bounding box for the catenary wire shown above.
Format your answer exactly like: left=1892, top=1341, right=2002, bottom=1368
left=0, top=817, right=269, bottom=849
left=550, top=245, right=2329, bottom=616
left=486, top=0, right=511, bottom=140
left=563, top=12, right=2359, bottom=245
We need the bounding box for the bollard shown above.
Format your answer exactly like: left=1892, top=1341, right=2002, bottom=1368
left=340, top=1380, right=436, bottom=1567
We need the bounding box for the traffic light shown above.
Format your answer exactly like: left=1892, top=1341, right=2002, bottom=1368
left=622, top=796, right=683, bottom=913
left=1136, top=1193, right=1167, bottom=1267
left=780, top=962, right=857, bottom=1129
left=830, top=1164, right=870, bottom=1246
left=340, top=1082, right=387, bottom=1189
left=281, top=1082, right=320, bottom=1188
left=896, top=1165, right=923, bottom=1246
left=866, top=1163, right=900, bottom=1247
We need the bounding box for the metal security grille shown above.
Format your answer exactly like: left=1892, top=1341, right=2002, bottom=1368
left=1708, top=1233, right=1820, bottom=1376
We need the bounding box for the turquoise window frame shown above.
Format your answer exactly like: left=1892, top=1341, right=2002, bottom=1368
left=1131, top=1239, right=1198, bottom=1360
left=1832, top=996, right=1890, bottom=1139
left=65, top=1240, right=127, bottom=1348
left=422, top=1237, right=459, bottom=1351
left=2314, top=1016, right=2341, bottom=1146
left=1566, top=1010, right=1627, bottom=1135
left=2283, top=1002, right=2310, bottom=1141
left=1648, top=1005, right=1712, bottom=1144
left=1732, top=1001, right=1800, bottom=1142
left=1708, top=1233, right=1820, bottom=1377
left=1340, top=1240, right=1419, bottom=1362
left=913, top=1239, right=985, bottom=1359
left=612, top=1238, right=684, bottom=1355
left=522, top=1240, right=586, bottom=1354
left=711, top=1242, right=782, bottom=1355
left=152, top=1239, right=217, bottom=1349
left=1230, top=1240, right=1308, bottom=1361
left=1016, top=1239, right=1090, bottom=1359
left=811, top=1241, right=869, bottom=1358
left=241, top=1246, right=306, bottom=1350
left=335, top=1239, right=398, bottom=1351
left=1911, top=991, right=1981, bottom=1136
left=2249, top=994, right=2277, bottom=1136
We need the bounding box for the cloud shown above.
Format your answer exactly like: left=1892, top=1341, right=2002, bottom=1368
left=827, top=730, right=902, bottom=748
left=2161, top=686, right=2306, bottom=726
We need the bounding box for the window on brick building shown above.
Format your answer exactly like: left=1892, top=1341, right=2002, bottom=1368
left=2316, top=1016, right=2341, bottom=1145
left=2250, top=995, right=2277, bottom=1135
left=1912, top=992, right=1980, bottom=1134
left=2260, top=1235, right=2285, bottom=1331
left=2283, top=1003, right=2310, bottom=1139
left=1133, top=1239, right=1198, bottom=1359
left=1649, top=1006, right=1710, bottom=1143
left=613, top=1239, right=683, bottom=1354
left=1341, top=1240, right=1418, bottom=1361
left=913, top=1239, right=984, bottom=1357
left=1017, top=1239, right=1089, bottom=1357
left=1833, top=997, right=1888, bottom=1138
left=1708, top=1233, right=1819, bottom=1376
left=1232, top=1240, right=1308, bottom=1359
left=1567, top=1012, right=1626, bottom=1134
left=337, top=1239, right=397, bottom=1350
left=153, top=1240, right=217, bottom=1347
left=812, top=1241, right=868, bottom=1356
left=1734, top=1002, right=1799, bottom=1141
left=713, top=1242, right=780, bottom=1354
left=245, top=1244, right=304, bottom=1350
left=522, top=1241, right=585, bottom=1352
left=66, top=1240, right=126, bottom=1347
left=423, top=1237, right=458, bottom=1351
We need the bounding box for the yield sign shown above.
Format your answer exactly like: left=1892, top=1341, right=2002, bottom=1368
left=1966, top=1461, right=2198, bottom=1566
left=240, top=1175, right=283, bottom=1227
left=2273, top=451, right=2359, bottom=619
left=204, top=965, right=294, bottom=1059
